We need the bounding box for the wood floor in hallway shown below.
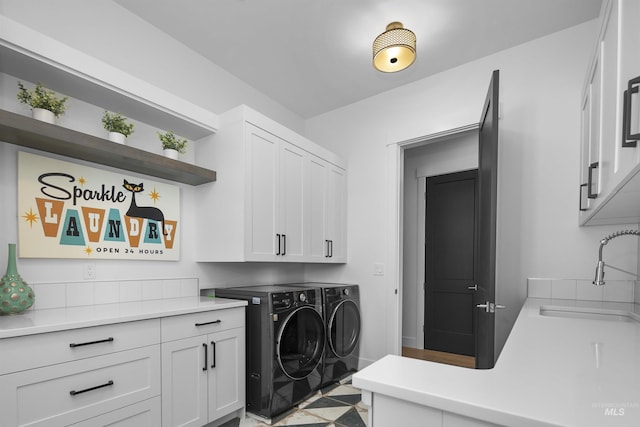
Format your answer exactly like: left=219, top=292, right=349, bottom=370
left=402, top=346, right=476, bottom=369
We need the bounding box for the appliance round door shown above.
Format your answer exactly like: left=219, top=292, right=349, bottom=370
left=328, top=300, right=361, bottom=358
left=276, top=306, right=325, bottom=380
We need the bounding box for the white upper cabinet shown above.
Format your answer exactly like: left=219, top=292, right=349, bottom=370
left=195, top=105, right=347, bottom=262
left=306, top=156, right=347, bottom=262
left=579, top=0, right=640, bottom=225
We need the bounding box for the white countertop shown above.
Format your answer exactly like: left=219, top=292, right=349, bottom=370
left=353, top=298, right=640, bottom=427
left=0, top=296, right=247, bottom=339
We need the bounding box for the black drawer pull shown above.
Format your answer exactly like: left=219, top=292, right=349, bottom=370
left=282, top=234, right=286, bottom=256
left=623, top=76, right=640, bottom=147
left=203, top=343, right=208, bottom=371
left=276, top=233, right=281, bottom=255
left=587, top=162, right=598, bottom=199
left=69, top=337, right=114, bottom=348
left=211, top=341, right=217, bottom=368
left=579, top=183, right=588, bottom=211
left=195, top=320, right=221, bottom=327
left=70, top=380, right=114, bottom=396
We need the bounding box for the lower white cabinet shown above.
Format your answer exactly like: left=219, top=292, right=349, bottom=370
left=0, top=321, right=161, bottom=427
left=368, top=392, right=501, bottom=427
left=0, top=305, right=246, bottom=427
left=68, top=397, right=161, bottom=427
left=161, top=309, right=246, bottom=427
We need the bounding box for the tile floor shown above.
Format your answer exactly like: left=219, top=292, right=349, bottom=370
left=232, top=378, right=368, bottom=427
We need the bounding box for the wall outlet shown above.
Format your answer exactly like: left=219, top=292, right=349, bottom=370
left=83, top=263, right=96, bottom=280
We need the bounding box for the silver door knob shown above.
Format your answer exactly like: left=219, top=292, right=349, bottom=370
left=467, top=284, right=478, bottom=291
left=476, top=301, right=506, bottom=313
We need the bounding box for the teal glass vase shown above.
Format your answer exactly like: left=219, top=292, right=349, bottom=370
left=0, top=243, right=35, bottom=315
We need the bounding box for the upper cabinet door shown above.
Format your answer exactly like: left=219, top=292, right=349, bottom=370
left=307, top=156, right=329, bottom=262
left=326, top=165, right=347, bottom=262
left=245, top=125, right=279, bottom=261
left=279, top=142, right=307, bottom=261
left=598, top=0, right=620, bottom=197
left=614, top=0, right=640, bottom=181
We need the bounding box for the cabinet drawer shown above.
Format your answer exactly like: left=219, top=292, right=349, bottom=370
left=0, top=345, right=160, bottom=427
left=161, top=307, right=245, bottom=342
left=0, top=319, right=160, bottom=375
left=69, top=396, right=161, bottom=427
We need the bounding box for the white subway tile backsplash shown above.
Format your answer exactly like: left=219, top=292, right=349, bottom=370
left=31, top=283, right=66, bottom=309
left=528, top=277, right=635, bottom=303
left=66, top=282, right=95, bottom=307
left=28, top=278, right=200, bottom=310
left=551, top=279, right=577, bottom=300
left=527, top=279, right=551, bottom=298
left=94, top=281, right=120, bottom=304
left=120, top=281, right=143, bottom=302
left=576, top=280, right=603, bottom=301
left=181, top=278, right=199, bottom=297
left=142, top=280, right=163, bottom=300
left=603, top=280, right=634, bottom=303
left=162, top=279, right=181, bottom=299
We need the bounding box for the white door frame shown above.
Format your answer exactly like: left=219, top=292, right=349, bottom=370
left=386, top=124, right=479, bottom=356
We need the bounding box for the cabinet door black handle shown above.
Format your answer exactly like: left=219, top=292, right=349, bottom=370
left=69, top=337, right=114, bottom=348
left=579, top=183, right=588, bottom=211
left=195, top=320, right=221, bottom=327
left=329, top=240, right=333, bottom=258
left=276, top=234, right=281, bottom=255
left=587, top=162, right=598, bottom=199
left=325, top=240, right=330, bottom=258
left=70, top=380, right=114, bottom=396
left=623, top=76, right=640, bottom=147
left=203, top=343, right=208, bottom=371
left=282, top=234, right=286, bottom=256
left=211, top=341, right=216, bottom=368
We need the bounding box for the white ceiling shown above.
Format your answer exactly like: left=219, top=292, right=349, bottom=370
left=115, top=0, right=602, bottom=119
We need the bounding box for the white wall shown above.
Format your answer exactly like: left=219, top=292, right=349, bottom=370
left=304, top=20, right=639, bottom=364
left=402, top=131, right=478, bottom=348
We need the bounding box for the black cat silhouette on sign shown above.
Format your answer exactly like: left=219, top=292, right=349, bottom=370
left=123, top=180, right=168, bottom=236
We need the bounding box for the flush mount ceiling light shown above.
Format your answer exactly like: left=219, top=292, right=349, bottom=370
left=372, top=21, right=416, bottom=73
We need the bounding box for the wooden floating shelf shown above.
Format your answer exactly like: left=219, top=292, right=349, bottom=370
left=0, top=109, right=216, bottom=186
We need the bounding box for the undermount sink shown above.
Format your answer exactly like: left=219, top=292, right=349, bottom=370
left=539, top=306, right=640, bottom=323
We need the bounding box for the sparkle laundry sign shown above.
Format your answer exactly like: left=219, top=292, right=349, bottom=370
left=18, top=152, right=180, bottom=260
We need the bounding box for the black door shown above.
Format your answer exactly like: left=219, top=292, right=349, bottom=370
left=475, top=70, right=500, bottom=369
left=424, top=170, right=478, bottom=356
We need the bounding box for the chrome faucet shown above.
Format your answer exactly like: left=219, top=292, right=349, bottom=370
left=593, top=229, right=640, bottom=286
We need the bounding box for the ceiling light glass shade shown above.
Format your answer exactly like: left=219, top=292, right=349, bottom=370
left=373, top=22, right=416, bottom=72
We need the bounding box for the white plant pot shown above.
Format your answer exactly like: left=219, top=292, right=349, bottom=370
left=108, top=131, right=126, bottom=145
left=32, top=108, right=56, bottom=124
left=164, top=148, right=179, bottom=160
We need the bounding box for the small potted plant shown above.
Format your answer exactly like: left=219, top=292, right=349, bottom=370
left=16, top=81, right=68, bottom=124
left=102, top=111, right=134, bottom=144
left=158, top=131, right=188, bottom=159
